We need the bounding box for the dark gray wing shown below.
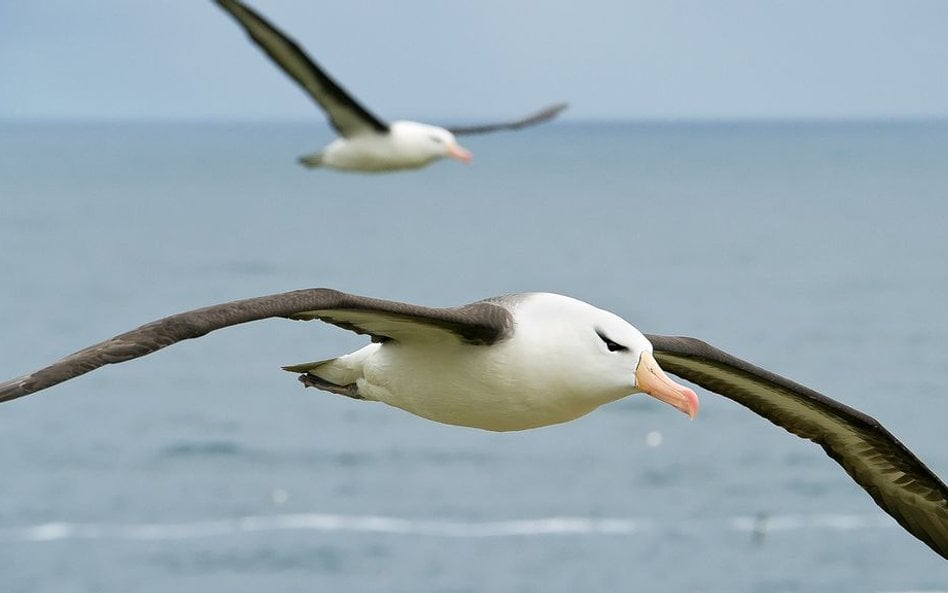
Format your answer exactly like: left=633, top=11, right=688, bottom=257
left=0, top=289, right=512, bottom=404
left=215, top=0, right=388, bottom=136
left=646, top=334, right=948, bottom=561
left=447, top=102, right=568, bottom=136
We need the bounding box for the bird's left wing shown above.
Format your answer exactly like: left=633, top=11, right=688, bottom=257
left=447, top=102, right=568, bottom=136
left=0, top=289, right=511, bottom=404
left=646, top=334, right=948, bottom=561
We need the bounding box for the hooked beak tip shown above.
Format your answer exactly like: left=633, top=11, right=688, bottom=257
left=682, top=388, right=700, bottom=420
left=635, top=351, right=700, bottom=420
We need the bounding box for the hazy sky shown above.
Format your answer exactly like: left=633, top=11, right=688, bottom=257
left=2, top=1, right=947, bottom=122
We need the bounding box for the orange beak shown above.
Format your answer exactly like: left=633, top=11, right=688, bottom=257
left=635, top=351, right=699, bottom=419
left=448, top=142, right=473, bottom=163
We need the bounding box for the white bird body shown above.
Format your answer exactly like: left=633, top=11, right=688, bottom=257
left=313, top=122, right=468, bottom=172
left=297, top=294, right=665, bottom=431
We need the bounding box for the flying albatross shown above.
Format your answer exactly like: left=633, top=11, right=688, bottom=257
left=214, top=0, right=568, bottom=172
left=0, top=289, right=945, bottom=559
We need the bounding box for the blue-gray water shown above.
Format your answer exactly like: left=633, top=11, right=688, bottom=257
left=1, top=120, right=946, bottom=592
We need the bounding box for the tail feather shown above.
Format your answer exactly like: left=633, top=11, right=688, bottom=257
left=283, top=345, right=376, bottom=397
left=298, top=152, right=323, bottom=168
left=283, top=357, right=364, bottom=399
left=282, top=358, right=333, bottom=373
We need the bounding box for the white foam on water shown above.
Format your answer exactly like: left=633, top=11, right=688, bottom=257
left=0, top=515, right=646, bottom=542
left=730, top=512, right=895, bottom=533
left=0, top=511, right=898, bottom=543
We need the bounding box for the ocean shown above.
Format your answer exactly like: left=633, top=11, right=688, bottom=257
left=1, top=120, right=946, bottom=592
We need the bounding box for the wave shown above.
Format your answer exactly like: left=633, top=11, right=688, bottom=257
left=0, top=512, right=896, bottom=543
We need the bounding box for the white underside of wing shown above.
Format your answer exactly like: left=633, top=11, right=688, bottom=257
left=296, top=308, right=465, bottom=344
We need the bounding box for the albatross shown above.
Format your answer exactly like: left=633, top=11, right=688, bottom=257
left=214, top=0, right=568, bottom=172
left=1, top=289, right=945, bottom=559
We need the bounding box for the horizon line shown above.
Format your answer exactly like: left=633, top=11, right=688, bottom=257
left=2, top=114, right=947, bottom=127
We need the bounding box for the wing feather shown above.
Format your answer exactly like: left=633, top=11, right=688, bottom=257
left=0, top=289, right=511, bottom=404
left=216, top=0, right=388, bottom=136
left=447, top=102, right=568, bottom=136
left=647, top=334, right=948, bottom=560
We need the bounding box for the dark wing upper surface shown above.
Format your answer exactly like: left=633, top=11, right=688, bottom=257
left=0, top=289, right=512, bottom=404
left=291, top=297, right=512, bottom=346
left=646, top=334, right=948, bottom=561
left=447, top=102, right=568, bottom=136
left=215, top=0, right=388, bottom=136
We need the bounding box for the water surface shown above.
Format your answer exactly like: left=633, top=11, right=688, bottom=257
left=1, top=120, right=946, bottom=592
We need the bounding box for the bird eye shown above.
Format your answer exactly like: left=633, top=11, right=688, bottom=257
left=429, top=135, right=444, bottom=144
left=596, top=330, right=628, bottom=353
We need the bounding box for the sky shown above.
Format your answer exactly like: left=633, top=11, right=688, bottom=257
left=2, top=1, right=948, bottom=122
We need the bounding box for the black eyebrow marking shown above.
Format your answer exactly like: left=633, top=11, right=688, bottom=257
left=596, top=330, right=629, bottom=353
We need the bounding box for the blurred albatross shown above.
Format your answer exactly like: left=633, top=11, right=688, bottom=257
left=0, top=288, right=945, bottom=559
left=215, top=0, right=567, bottom=172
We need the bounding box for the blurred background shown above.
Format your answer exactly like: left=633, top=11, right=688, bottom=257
left=4, top=1, right=948, bottom=122
left=1, top=2, right=947, bottom=592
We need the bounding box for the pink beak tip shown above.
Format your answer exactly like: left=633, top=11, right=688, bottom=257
left=450, top=144, right=473, bottom=163
left=683, top=388, right=700, bottom=420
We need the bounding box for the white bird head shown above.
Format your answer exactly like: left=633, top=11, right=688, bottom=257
left=510, top=294, right=699, bottom=419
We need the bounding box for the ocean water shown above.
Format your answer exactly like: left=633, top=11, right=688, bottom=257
left=0, top=120, right=946, bottom=592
